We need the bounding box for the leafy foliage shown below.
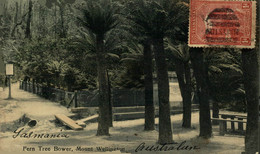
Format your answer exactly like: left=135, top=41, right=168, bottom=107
left=0, top=0, right=249, bottom=113
left=117, top=42, right=144, bottom=89
left=77, top=0, right=119, bottom=36
left=126, top=0, right=188, bottom=39
left=204, top=48, right=245, bottom=112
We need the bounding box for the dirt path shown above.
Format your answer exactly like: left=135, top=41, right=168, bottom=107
left=0, top=83, right=71, bottom=123
left=0, top=83, right=72, bottom=152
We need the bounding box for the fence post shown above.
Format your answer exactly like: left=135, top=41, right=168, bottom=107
left=25, top=81, right=27, bottom=91
left=27, top=81, right=29, bottom=91
left=36, top=83, right=38, bottom=95
left=30, top=82, right=32, bottom=92
left=29, top=81, right=31, bottom=92
left=28, top=82, right=30, bottom=92
left=38, top=84, right=41, bottom=96
left=238, top=118, right=244, bottom=131
left=63, top=90, right=66, bottom=102
left=19, top=80, right=21, bottom=89
left=32, top=79, right=35, bottom=94
left=74, top=90, right=78, bottom=108
left=133, top=90, right=138, bottom=106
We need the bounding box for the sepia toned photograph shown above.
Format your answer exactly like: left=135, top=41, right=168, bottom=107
left=0, top=0, right=259, bottom=153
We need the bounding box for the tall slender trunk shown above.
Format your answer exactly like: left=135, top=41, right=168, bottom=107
left=244, top=2, right=259, bottom=152
left=3, top=3, right=7, bottom=19
left=58, top=3, right=66, bottom=38
left=175, top=60, right=192, bottom=128
left=40, top=6, right=46, bottom=37
left=19, top=1, right=22, bottom=19
left=25, top=0, right=32, bottom=39
left=205, top=65, right=219, bottom=125
left=54, top=3, right=57, bottom=39
left=242, top=49, right=259, bottom=154
left=11, top=2, right=19, bottom=38
left=96, top=35, right=110, bottom=136
left=190, top=48, right=212, bottom=138
left=183, top=62, right=192, bottom=128
left=182, top=62, right=192, bottom=128
left=14, top=2, right=18, bottom=24
left=153, top=38, right=173, bottom=144
left=144, top=40, right=155, bottom=131
left=107, top=70, right=113, bottom=127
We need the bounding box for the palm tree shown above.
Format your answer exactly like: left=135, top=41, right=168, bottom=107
left=121, top=39, right=155, bottom=130
left=128, top=0, right=188, bottom=144
left=47, top=60, right=69, bottom=88
left=70, top=22, right=124, bottom=127
left=77, top=0, right=119, bottom=136
left=166, top=41, right=192, bottom=128
left=122, top=2, right=155, bottom=130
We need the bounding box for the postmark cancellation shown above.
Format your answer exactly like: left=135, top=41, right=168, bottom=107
left=189, top=0, right=257, bottom=48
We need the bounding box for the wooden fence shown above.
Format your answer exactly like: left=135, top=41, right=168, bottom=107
left=19, top=80, right=145, bottom=108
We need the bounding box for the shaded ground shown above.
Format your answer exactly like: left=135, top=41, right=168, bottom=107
left=0, top=83, right=245, bottom=154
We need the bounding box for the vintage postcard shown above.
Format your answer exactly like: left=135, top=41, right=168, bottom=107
left=0, top=0, right=259, bottom=154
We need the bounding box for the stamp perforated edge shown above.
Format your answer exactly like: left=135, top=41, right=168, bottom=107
left=188, top=0, right=257, bottom=49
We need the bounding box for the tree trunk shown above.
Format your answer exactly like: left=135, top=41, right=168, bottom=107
left=242, top=49, right=259, bottom=154
left=205, top=65, right=219, bottom=125
left=143, top=40, right=155, bottom=131
left=183, top=62, right=192, bottom=128
left=243, top=2, right=259, bottom=153
left=40, top=6, right=47, bottom=37
left=107, top=70, right=113, bottom=127
left=58, top=3, right=66, bottom=38
left=190, top=48, right=212, bottom=138
left=175, top=60, right=192, bottom=128
left=153, top=38, right=173, bottom=144
left=96, top=35, right=110, bottom=136
left=25, top=0, right=32, bottom=39
left=19, top=1, right=22, bottom=19
left=54, top=3, right=57, bottom=39
left=11, top=2, right=19, bottom=38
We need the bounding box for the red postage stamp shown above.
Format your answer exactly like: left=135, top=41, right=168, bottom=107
left=189, top=0, right=256, bottom=48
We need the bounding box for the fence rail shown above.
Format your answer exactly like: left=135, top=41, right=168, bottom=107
left=19, top=80, right=145, bottom=108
